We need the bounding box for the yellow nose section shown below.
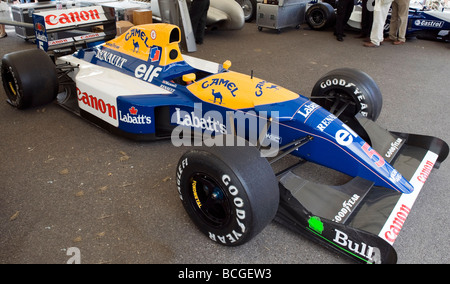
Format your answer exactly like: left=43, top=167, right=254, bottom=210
left=187, top=71, right=299, bottom=110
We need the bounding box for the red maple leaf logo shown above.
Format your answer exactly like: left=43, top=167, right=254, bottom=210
left=129, top=106, right=138, bottom=115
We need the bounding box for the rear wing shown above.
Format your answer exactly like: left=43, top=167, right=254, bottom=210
left=32, top=6, right=116, bottom=51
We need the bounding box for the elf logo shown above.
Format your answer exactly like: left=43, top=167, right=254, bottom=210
left=134, top=64, right=162, bottom=83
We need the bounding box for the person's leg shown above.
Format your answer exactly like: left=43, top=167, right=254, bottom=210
left=378, top=0, right=392, bottom=41
left=360, top=0, right=374, bottom=37
left=190, top=0, right=209, bottom=44
left=344, top=1, right=355, bottom=26
left=389, top=0, right=399, bottom=41
left=335, top=0, right=351, bottom=40
left=0, top=24, right=7, bottom=38
left=365, top=0, right=392, bottom=46
left=196, top=0, right=209, bottom=44
left=368, top=3, right=384, bottom=45
left=395, top=0, right=409, bottom=43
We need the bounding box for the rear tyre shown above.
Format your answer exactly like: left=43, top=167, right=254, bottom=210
left=176, top=137, right=279, bottom=246
left=1, top=49, right=58, bottom=109
left=305, top=3, right=336, bottom=30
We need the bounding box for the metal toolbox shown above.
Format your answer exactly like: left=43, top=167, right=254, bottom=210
left=257, top=0, right=307, bottom=33
left=11, top=2, right=56, bottom=40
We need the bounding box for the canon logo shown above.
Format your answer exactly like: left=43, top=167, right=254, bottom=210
left=417, top=160, right=434, bottom=184
left=77, top=88, right=117, bottom=120
left=384, top=204, right=410, bottom=243
left=45, top=9, right=100, bottom=26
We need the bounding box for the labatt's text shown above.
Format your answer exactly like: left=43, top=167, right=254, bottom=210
left=119, top=110, right=151, bottom=125
left=174, top=107, right=226, bottom=134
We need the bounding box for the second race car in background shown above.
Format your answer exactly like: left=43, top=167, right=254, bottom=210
left=305, top=0, right=450, bottom=42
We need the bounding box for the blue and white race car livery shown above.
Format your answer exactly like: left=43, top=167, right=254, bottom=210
left=306, top=0, right=450, bottom=42
left=1, top=6, right=448, bottom=264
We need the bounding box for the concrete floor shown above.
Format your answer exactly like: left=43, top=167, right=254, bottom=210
left=0, top=21, right=449, bottom=264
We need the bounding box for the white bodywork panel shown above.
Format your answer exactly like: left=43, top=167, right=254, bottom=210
left=57, top=55, right=171, bottom=127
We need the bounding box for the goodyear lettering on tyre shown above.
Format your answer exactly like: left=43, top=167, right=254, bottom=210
left=177, top=158, right=189, bottom=200
left=320, top=78, right=369, bottom=117
left=207, top=174, right=246, bottom=245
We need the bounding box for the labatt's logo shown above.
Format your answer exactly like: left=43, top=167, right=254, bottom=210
left=119, top=106, right=152, bottom=125
left=174, top=108, right=226, bottom=134
left=297, top=101, right=319, bottom=120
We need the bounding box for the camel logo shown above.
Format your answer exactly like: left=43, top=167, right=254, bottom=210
left=132, top=39, right=139, bottom=53
left=212, top=89, right=223, bottom=104
left=117, top=28, right=152, bottom=60
left=255, top=81, right=280, bottom=97
left=201, top=78, right=238, bottom=97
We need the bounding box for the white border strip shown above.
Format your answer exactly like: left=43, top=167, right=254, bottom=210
left=378, top=150, right=439, bottom=245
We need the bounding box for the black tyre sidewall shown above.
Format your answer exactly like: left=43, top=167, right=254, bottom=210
left=305, top=3, right=336, bottom=30
left=1, top=49, right=58, bottom=109
left=311, top=68, right=383, bottom=121
left=1, top=56, right=25, bottom=109
left=176, top=144, right=278, bottom=246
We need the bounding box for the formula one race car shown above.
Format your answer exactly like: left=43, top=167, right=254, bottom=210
left=2, top=6, right=448, bottom=264
left=404, top=4, right=450, bottom=42
left=305, top=0, right=450, bottom=42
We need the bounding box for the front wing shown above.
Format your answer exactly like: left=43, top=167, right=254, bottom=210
left=274, top=116, right=448, bottom=264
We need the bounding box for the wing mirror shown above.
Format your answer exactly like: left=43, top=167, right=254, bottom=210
left=182, top=73, right=196, bottom=84
left=223, top=60, right=232, bottom=70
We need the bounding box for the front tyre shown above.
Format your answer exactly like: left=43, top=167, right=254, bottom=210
left=1, top=49, right=58, bottom=109
left=311, top=68, right=383, bottom=122
left=176, top=139, right=279, bottom=246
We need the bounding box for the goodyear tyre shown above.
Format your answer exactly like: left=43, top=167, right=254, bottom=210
left=305, top=3, right=336, bottom=30
left=311, top=68, right=383, bottom=122
left=176, top=137, right=279, bottom=246
left=1, top=49, right=58, bottom=109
